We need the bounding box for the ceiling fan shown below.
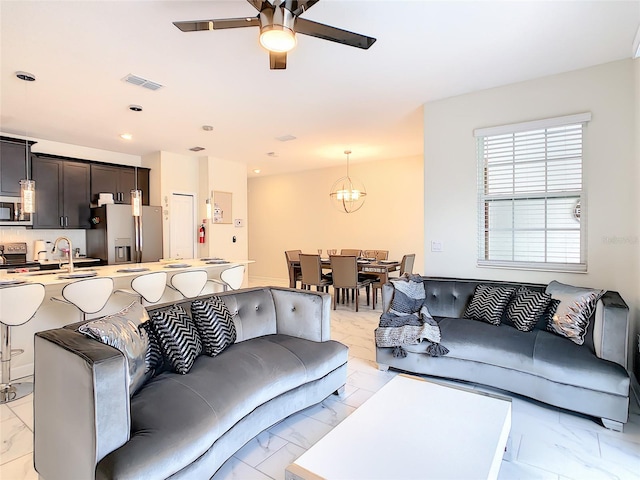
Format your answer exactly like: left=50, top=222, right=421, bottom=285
left=173, top=0, right=376, bottom=70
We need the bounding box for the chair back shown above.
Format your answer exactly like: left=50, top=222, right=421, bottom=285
left=329, top=255, right=358, bottom=288
left=170, top=270, right=208, bottom=298
left=220, top=264, right=245, bottom=290
left=285, top=250, right=302, bottom=262
left=400, top=254, right=416, bottom=275
left=299, top=254, right=324, bottom=285
left=364, top=250, right=389, bottom=261
left=131, top=271, right=167, bottom=304
left=0, top=283, right=46, bottom=326
left=61, top=277, right=114, bottom=314
left=340, top=249, right=362, bottom=257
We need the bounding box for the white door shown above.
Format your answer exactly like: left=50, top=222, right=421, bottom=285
left=170, top=193, right=195, bottom=259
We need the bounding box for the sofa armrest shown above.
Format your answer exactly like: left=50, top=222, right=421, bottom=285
left=271, top=287, right=332, bottom=342
left=593, top=291, right=629, bottom=369
left=34, top=329, right=130, bottom=480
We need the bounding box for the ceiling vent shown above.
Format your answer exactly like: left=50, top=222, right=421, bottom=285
left=189, top=146, right=205, bottom=152
left=122, top=74, right=164, bottom=91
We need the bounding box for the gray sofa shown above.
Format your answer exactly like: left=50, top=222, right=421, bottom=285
left=376, top=277, right=630, bottom=431
left=34, top=287, right=348, bottom=480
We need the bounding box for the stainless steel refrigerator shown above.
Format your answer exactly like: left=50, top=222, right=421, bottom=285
left=87, top=204, right=163, bottom=264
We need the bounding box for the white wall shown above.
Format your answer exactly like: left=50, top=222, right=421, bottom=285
left=423, top=59, right=639, bottom=374
left=248, top=155, right=424, bottom=283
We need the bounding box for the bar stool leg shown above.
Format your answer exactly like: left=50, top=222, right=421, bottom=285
left=0, top=324, right=32, bottom=404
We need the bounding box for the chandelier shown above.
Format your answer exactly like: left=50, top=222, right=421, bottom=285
left=329, top=150, right=367, bottom=213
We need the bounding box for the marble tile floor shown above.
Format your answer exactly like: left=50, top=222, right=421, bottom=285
left=2, top=280, right=639, bottom=480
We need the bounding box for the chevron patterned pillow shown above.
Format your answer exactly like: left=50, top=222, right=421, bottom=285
left=150, top=305, right=202, bottom=374
left=140, top=321, right=165, bottom=375
left=464, top=284, right=517, bottom=326
left=191, top=297, right=237, bottom=356
left=506, top=287, right=552, bottom=332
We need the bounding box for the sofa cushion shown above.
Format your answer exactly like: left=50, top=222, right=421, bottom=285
left=463, top=284, right=516, bottom=326
left=404, top=317, right=627, bottom=396
left=149, top=305, right=202, bottom=374
left=78, top=301, right=150, bottom=395
left=97, top=334, right=348, bottom=479
left=545, top=281, right=604, bottom=345
left=191, top=297, right=237, bottom=356
left=506, top=287, right=552, bottom=332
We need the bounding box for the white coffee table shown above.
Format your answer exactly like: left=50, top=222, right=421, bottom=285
left=286, top=374, right=511, bottom=480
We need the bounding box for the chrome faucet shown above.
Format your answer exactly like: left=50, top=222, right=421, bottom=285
left=52, top=237, right=74, bottom=273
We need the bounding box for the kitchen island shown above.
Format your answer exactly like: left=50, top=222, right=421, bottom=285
left=1, top=258, right=254, bottom=379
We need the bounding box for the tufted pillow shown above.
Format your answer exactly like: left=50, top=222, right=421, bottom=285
left=78, top=301, right=150, bottom=395
left=545, top=281, right=604, bottom=345
left=464, top=284, right=516, bottom=326
left=505, top=287, right=552, bottom=332
left=191, top=297, right=237, bottom=356
left=149, top=305, right=202, bottom=374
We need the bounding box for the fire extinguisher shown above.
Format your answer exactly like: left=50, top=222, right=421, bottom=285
left=199, top=224, right=206, bottom=244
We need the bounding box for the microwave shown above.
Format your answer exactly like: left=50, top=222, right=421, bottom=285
left=0, top=196, right=33, bottom=226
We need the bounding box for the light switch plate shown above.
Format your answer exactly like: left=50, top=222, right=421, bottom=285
left=431, top=241, right=443, bottom=252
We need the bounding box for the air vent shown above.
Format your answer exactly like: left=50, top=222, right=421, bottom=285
left=122, top=74, right=164, bottom=91
left=189, top=146, right=205, bottom=152
left=275, top=134, right=297, bottom=142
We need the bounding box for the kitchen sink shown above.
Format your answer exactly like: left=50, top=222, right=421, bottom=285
left=27, top=267, right=96, bottom=276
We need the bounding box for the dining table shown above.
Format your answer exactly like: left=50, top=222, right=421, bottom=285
left=288, top=257, right=401, bottom=288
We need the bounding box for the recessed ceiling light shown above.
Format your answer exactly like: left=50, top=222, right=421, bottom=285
left=266, top=152, right=277, bottom=157
left=253, top=169, right=261, bottom=174
left=202, top=125, right=214, bottom=131
left=120, top=133, right=133, bottom=140
left=129, top=104, right=143, bottom=112
left=275, top=134, right=296, bottom=142
left=189, top=146, right=205, bottom=152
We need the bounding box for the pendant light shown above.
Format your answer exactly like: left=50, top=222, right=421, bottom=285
left=16, top=71, right=36, bottom=215
left=131, top=166, right=142, bottom=217
left=329, top=150, right=367, bottom=213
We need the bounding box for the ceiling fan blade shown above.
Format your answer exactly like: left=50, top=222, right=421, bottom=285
left=295, top=17, right=376, bottom=49
left=269, top=51, right=287, bottom=70
left=290, top=0, right=320, bottom=17
left=173, top=17, right=260, bottom=32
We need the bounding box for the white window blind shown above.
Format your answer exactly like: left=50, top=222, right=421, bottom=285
left=475, top=113, right=590, bottom=272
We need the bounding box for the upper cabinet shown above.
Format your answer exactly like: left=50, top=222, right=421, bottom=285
left=0, top=136, right=36, bottom=197
left=31, top=154, right=91, bottom=229
left=91, top=164, right=150, bottom=206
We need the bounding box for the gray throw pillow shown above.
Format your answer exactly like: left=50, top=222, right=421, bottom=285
left=506, top=287, right=552, bottom=332
left=545, top=280, right=604, bottom=345
left=191, top=297, right=237, bottom=356
left=78, top=301, right=150, bottom=395
left=149, top=305, right=202, bottom=374
left=464, top=284, right=516, bottom=326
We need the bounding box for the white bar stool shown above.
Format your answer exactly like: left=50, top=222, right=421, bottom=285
left=51, top=277, right=114, bottom=321
left=167, top=270, right=208, bottom=299
left=115, top=271, right=167, bottom=306
left=0, top=282, right=46, bottom=403
left=208, top=264, right=245, bottom=292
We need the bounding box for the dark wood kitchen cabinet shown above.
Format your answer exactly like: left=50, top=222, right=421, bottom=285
left=91, top=164, right=150, bottom=205
left=0, top=137, right=35, bottom=196
left=31, top=154, right=91, bottom=229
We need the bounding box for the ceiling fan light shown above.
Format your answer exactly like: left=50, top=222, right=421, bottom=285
left=260, top=27, right=296, bottom=53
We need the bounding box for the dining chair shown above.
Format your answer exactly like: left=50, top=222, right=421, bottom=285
left=329, top=255, right=372, bottom=312
left=285, top=250, right=303, bottom=288
left=340, top=249, right=362, bottom=257
left=400, top=253, right=416, bottom=275
left=364, top=250, right=389, bottom=261
left=299, top=254, right=332, bottom=292
left=373, top=253, right=414, bottom=309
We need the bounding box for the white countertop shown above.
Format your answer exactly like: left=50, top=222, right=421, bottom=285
left=4, top=258, right=254, bottom=286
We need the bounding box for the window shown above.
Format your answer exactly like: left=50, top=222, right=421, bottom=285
left=475, top=113, right=591, bottom=272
